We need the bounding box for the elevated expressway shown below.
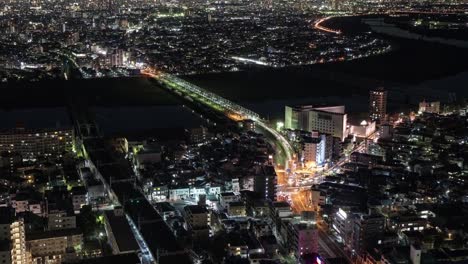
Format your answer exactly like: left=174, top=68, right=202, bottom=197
left=142, top=69, right=294, bottom=166
left=142, top=69, right=351, bottom=261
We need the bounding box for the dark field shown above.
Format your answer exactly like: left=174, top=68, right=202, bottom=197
left=0, top=77, right=179, bottom=109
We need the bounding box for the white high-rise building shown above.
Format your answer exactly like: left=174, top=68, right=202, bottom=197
left=10, top=220, right=27, bottom=264
left=0, top=208, right=28, bottom=264
left=285, top=105, right=347, bottom=141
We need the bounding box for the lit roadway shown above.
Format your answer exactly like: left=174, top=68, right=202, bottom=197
left=142, top=68, right=356, bottom=262
left=126, top=215, right=156, bottom=264
left=313, top=16, right=342, bottom=35
left=142, top=69, right=294, bottom=166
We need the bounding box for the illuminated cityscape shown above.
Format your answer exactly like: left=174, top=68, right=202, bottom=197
left=0, top=0, right=468, bottom=264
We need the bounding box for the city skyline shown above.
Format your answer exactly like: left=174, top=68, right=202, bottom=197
left=0, top=1, right=468, bottom=264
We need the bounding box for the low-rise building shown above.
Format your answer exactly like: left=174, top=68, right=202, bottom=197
left=27, top=228, right=82, bottom=264
left=220, top=192, right=238, bottom=208
left=71, top=186, right=88, bottom=214
left=47, top=205, right=76, bottom=231
left=184, top=205, right=210, bottom=246
left=103, top=207, right=139, bottom=255
left=227, top=201, right=246, bottom=217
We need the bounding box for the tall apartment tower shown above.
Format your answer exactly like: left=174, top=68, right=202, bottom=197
left=369, top=87, right=387, bottom=123
left=0, top=207, right=28, bottom=264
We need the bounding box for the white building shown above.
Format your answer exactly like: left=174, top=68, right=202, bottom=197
left=333, top=208, right=353, bottom=245
left=285, top=105, right=347, bottom=141
left=349, top=120, right=376, bottom=138
left=302, top=132, right=327, bottom=167
left=419, top=101, right=440, bottom=114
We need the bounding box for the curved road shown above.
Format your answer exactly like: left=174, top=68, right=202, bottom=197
left=143, top=69, right=294, bottom=168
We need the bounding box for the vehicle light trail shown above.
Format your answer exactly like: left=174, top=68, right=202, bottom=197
left=313, top=17, right=342, bottom=35
left=142, top=68, right=294, bottom=166
left=231, top=56, right=270, bottom=66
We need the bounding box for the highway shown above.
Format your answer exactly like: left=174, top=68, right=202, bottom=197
left=142, top=69, right=294, bottom=165
left=313, top=16, right=342, bottom=35
left=142, top=68, right=355, bottom=263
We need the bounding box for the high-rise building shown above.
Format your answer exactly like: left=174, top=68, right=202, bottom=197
left=288, top=221, right=318, bottom=259
left=333, top=208, right=353, bottom=247
left=0, top=207, right=28, bottom=264
left=0, top=127, right=74, bottom=159
left=369, top=87, right=387, bottom=123
left=252, top=165, right=277, bottom=201
left=10, top=220, right=27, bottom=264
left=302, top=131, right=327, bottom=167
left=285, top=105, right=347, bottom=141
left=351, top=212, right=385, bottom=255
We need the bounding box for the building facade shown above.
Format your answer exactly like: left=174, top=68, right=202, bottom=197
left=302, top=132, right=327, bottom=167
left=369, top=87, right=387, bottom=123
left=27, top=229, right=82, bottom=264
left=285, top=105, right=347, bottom=141
left=418, top=101, right=440, bottom=114
left=352, top=213, right=385, bottom=255
left=0, top=128, right=73, bottom=159
left=288, top=222, right=318, bottom=259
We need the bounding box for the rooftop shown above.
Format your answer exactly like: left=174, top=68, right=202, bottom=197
left=104, top=210, right=139, bottom=253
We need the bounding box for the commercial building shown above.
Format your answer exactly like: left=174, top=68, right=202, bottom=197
left=349, top=120, right=376, bottom=139
left=418, top=101, right=440, bottom=114
left=301, top=131, right=327, bottom=167
left=0, top=127, right=73, bottom=158
left=285, top=105, right=347, bottom=141
left=388, top=215, right=427, bottom=234
left=369, top=87, right=387, bottom=123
